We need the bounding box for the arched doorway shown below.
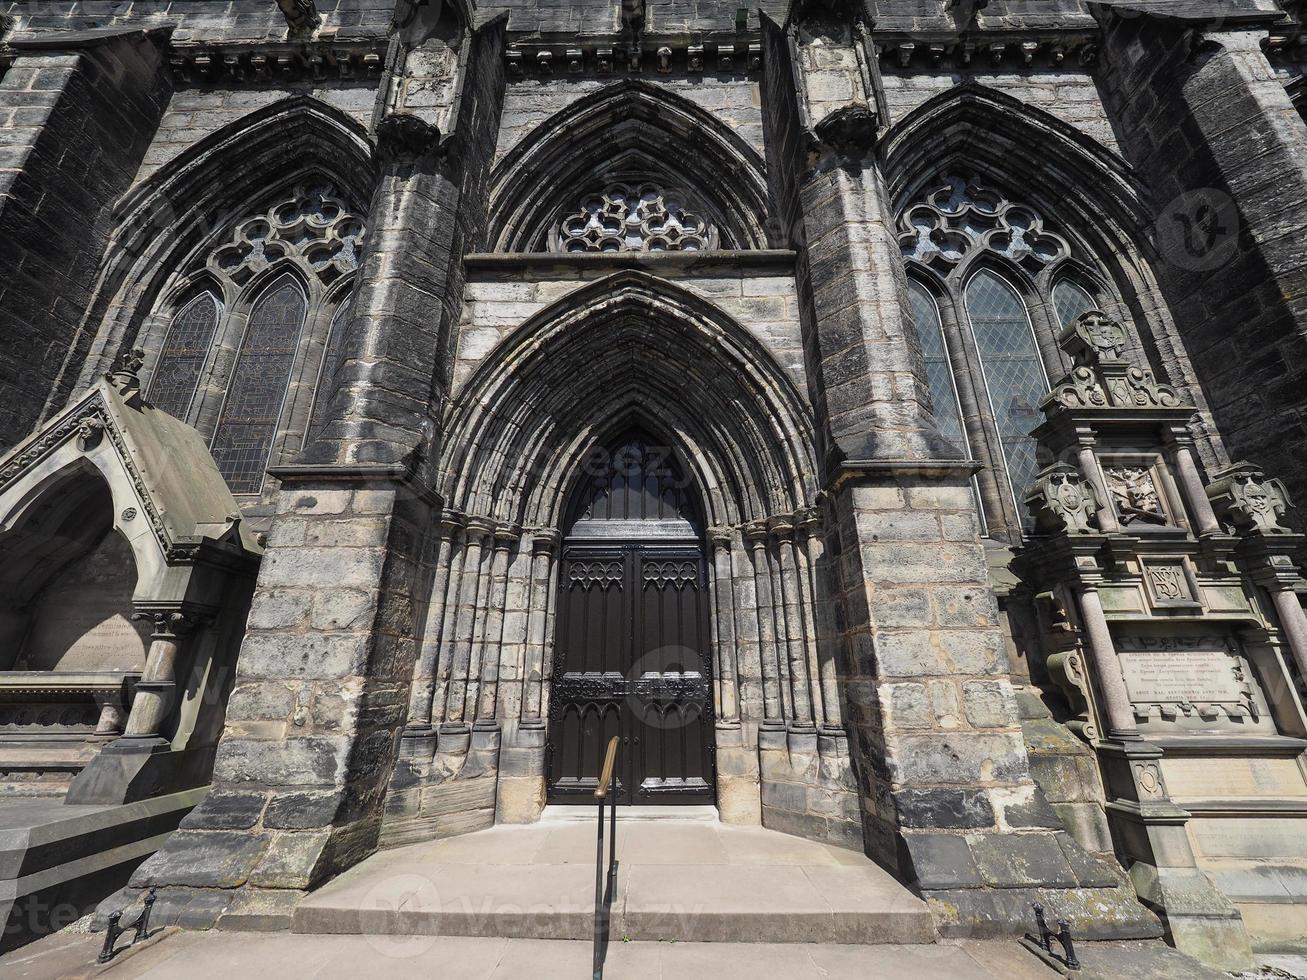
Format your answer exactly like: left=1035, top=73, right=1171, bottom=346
left=546, top=429, right=715, bottom=805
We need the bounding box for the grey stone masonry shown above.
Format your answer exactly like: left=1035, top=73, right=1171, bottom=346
left=0, top=28, right=171, bottom=452
left=127, top=480, right=437, bottom=929
left=122, top=4, right=508, bottom=928
left=1095, top=1, right=1307, bottom=517
left=762, top=4, right=1160, bottom=938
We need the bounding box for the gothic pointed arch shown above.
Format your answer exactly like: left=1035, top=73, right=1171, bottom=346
left=76, top=96, right=376, bottom=391
left=439, top=271, right=817, bottom=529
left=486, top=81, right=773, bottom=252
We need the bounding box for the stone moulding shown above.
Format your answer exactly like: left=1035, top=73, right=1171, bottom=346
left=875, top=31, right=1099, bottom=70
left=505, top=39, right=763, bottom=77
left=166, top=40, right=387, bottom=85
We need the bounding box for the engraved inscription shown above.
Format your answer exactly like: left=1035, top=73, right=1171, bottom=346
left=1118, top=649, right=1244, bottom=704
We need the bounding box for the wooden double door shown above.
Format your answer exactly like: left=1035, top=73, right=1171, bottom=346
left=546, top=540, right=715, bottom=805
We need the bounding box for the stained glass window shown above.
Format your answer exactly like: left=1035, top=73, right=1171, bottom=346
left=964, top=270, right=1047, bottom=510
left=907, top=280, right=968, bottom=459
left=210, top=276, right=307, bottom=494
left=1053, top=279, right=1096, bottom=331
left=309, top=297, right=351, bottom=435
left=147, top=292, right=220, bottom=420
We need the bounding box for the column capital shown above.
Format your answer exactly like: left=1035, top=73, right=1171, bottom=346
left=766, top=515, right=795, bottom=539
left=530, top=527, right=561, bottom=553
left=130, top=607, right=204, bottom=641
left=741, top=519, right=769, bottom=544
left=463, top=515, right=496, bottom=540
left=706, top=526, right=733, bottom=549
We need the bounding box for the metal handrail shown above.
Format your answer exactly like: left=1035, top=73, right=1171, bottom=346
left=593, top=735, right=619, bottom=980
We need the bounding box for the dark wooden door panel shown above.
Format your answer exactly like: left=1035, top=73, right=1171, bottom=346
left=546, top=434, right=715, bottom=805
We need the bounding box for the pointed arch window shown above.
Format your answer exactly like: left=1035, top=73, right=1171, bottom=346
left=147, top=291, right=220, bottom=419
left=898, top=174, right=1126, bottom=539
left=210, top=275, right=307, bottom=494
left=140, top=181, right=367, bottom=498
left=1053, top=279, right=1095, bottom=331
left=309, top=295, right=352, bottom=436
left=964, top=270, right=1048, bottom=516
left=907, top=279, right=968, bottom=459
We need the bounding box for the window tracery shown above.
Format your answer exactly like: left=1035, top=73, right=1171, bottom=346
left=556, top=182, right=716, bottom=253
left=144, top=181, right=365, bottom=496
left=148, top=291, right=220, bottom=420
left=899, top=173, right=1122, bottom=540
left=209, top=182, right=364, bottom=286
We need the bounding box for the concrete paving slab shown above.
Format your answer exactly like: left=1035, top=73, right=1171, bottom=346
left=51, top=931, right=1062, bottom=980
left=295, top=815, right=936, bottom=945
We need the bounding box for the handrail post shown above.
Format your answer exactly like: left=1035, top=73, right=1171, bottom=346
left=593, top=735, right=619, bottom=980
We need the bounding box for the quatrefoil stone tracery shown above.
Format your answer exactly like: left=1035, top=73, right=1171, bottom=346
left=556, top=182, right=716, bottom=253
left=897, top=175, right=1072, bottom=275
left=207, top=182, right=366, bottom=286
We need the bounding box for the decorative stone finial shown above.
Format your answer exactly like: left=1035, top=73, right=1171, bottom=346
left=1206, top=461, right=1293, bottom=535
left=276, top=0, right=320, bottom=32
left=106, top=348, right=145, bottom=407
left=1025, top=462, right=1098, bottom=534
left=1045, top=311, right=1183, bottom=411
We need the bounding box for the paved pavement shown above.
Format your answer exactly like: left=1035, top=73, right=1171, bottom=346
left=295, top=813, right=934, bottom=943
left=4, top=930, right=1061, bottom=980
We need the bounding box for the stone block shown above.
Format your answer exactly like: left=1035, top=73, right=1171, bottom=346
left=178, top=791, right=267, bottom=831
left=969, top=832, right=1077, bottom=889
left=247, top=830, right=332, bottom=889
left=899, top=832, right=984, bottom=889
left=895, top=788, right=996, bottom=830
left=132, top=830, right=272, bottom=889
left=264, top=790, right=342, bottom=830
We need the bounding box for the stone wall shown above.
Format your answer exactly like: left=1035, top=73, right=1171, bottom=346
left=0, top=31, right=170, bottom=451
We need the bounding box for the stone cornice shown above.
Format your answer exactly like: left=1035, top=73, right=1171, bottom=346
left=505, top=38, right=762, bottom=78
left=165, top=37, right=387, bottom=85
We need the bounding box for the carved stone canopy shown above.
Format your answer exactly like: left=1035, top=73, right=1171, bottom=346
left=1206, top=461, right=1293, bottom=535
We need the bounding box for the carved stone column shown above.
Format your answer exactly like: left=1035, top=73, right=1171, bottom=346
left=120, top=609, right=197, bottom=747
left=770, top=516, right=814, bottom=730
left=743, top=520, right=783, bottom=728
left=707, top=527, right=741, bottom=725
left=1072, top=580, right=1139, bottom=740
left=522, top=529, right=560, bottom=725
left=403, top=511, right=464, bottom=746
left=796, top=509, right=834, bottom=730
left=476, top=524, right=519, bottom=723
left=1167, top=438, right=1221, bottom=537
left=449, top=517, right=493, bottom=728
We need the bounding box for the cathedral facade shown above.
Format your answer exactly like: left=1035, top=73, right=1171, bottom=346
left=2, top=0, right=1307, bottom=966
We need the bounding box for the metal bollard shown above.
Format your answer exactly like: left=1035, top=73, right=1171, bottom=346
left=1054, top=920, right=1080, bottom=970
left=97, top=911, right=125, bottom=964
left=1031, top=902, right=1052, bottom=951
left=133, top=889, right=157, bottom=944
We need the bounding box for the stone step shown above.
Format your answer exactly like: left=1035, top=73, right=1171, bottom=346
left=539, top=804, right=720, bottom=823
left=293, top=819, right=936, bottom=945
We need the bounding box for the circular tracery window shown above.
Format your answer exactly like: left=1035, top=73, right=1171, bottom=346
left=556, top=182, right=718, bottom=252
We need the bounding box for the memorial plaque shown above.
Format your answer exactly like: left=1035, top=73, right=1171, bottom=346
left=1118, top=648, right=1243, bottom=704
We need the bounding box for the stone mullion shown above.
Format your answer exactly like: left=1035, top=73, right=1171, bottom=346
left=448, top=519, right=491, bottom=727
left=744, top=521, right=783, bottom=725
left=522, top=530, right=559, bottom=722
left=795, top=510, right=829, bottom=729
left=476, top=526, right=519, bottom=722
left=462, top=519, right=498, bottom=724
left=770, top=517, right=814, bottom=729
left=405, top=513, right=463, bottom=732
left=708, top=527, right=741, bottom=724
